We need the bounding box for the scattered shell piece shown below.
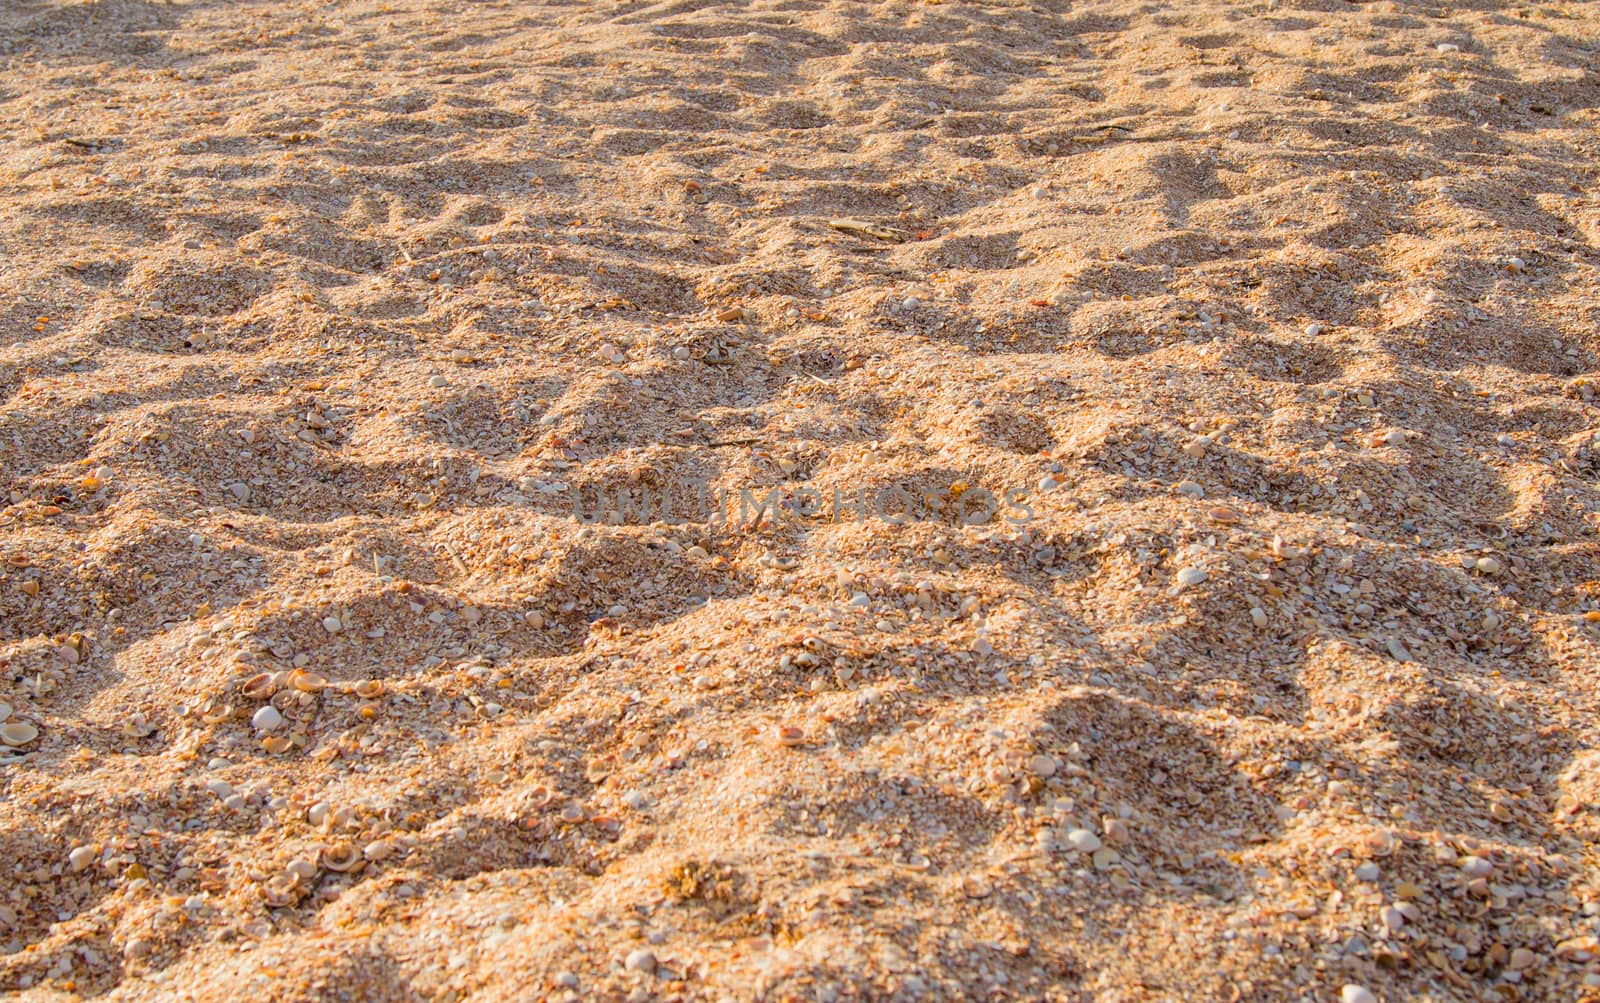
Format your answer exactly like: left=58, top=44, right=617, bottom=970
left=251, top=706, right=284, bottom=733
left=261, top=735, right=293, bottom=754
left=68, top=845, right=97, bottom=872
left=1342, top=986, right=1377, bottom=1003
left=776, top=724, right=806, bottom=747
left=828, top=219, right=906, bottom=242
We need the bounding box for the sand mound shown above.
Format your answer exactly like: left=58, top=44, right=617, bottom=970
left=1, top=0, right=1598, bottom=999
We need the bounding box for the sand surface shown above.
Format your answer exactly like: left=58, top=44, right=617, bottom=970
left=2, top=0, right=1600, bottom=999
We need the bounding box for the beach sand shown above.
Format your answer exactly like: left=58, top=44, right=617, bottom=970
left=1, top=0, right=1599, bottom=999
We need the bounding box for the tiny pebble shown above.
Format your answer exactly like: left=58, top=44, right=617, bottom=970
left=1475, top=556, right=1502, bottom=575
left=1342, top=985, right=1377, bottom=1003
left=1355, top=862, right=1380, bottom=882
left=428, top=375, right=449, bottom=388
left=68, top=845, right=97, bottom=872
left=1065, top=828, right=1102, bottom=853
left=321, top=615, right=343, bottom=634
left=624, top=949, right=656, bottom=974
left=1459, top=855, right=1493, bottom=877
left=1175, top=566, right=1207, bottom=589
left=251, top=706, right=284, bottom=733
left=1380, top=905, right=1405, bottom=931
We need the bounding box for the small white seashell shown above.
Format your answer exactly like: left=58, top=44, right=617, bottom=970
left=0, top=721, right=40, bottom=746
